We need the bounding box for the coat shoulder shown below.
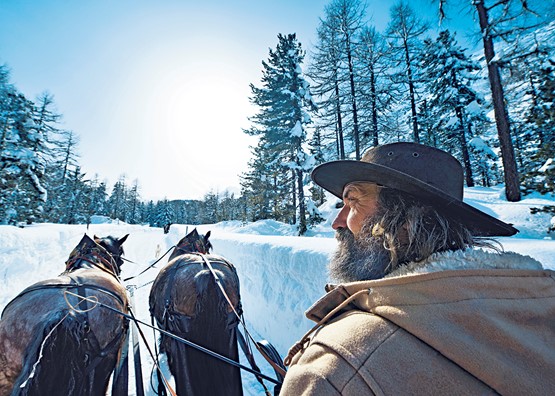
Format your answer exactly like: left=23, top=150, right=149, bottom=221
left=283, top=309, right=499, bottom=395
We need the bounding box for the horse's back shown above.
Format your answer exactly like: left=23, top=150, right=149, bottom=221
left=150, top=253, right=240, bottom=319
left=0, top=270, right=128, bottom=396
left=149, top=253, right=243, bottom=396
left=2, top=269, right=127, bottom=346
left=0, top=285, right=66, bottom=395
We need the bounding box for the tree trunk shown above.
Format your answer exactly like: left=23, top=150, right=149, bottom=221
left=528, top=71, right=544, bottom=145
left=475, top=0, right=521, bottom=201
left=296, top=168, right=307, bottom=235
left=370, top=66, right=379, bottom=146
left=456, top=107, right=474, bottom=187
left=403, top=38, right=420, bottom=143
left=334, top=77, right=345, bottom=159
left=346, top=43, right=361, bottom=159
left=291, top=169, right=297, bottom=225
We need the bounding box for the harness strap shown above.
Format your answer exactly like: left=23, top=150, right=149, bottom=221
left=70, top=275, right=128, bottom=355
left=151, top=315, right=168, bottom=396
left=123, top=245, right=176, bottom=282
left=67, top=279, right=129, bottom=395
left=82, top=326, right=128, bottom=375
left=157, top=255, right=235, bottom=323
left=257, top=340, right=287, bottom=383
left=67, top=292, right=281, bottom=385
left=1, top=280, right=126, bottom=319
left=66, top=253, right=121, bottom=282
left=162, top=261, right=181, bottom=319
left=237, top=328, right=271, bottom=395
left=197, top=254, right=287, bottom=385
left=128, top=287, right=145, bottom=396
left=111, top=323, right=130, bottom=396
left=65, top=236, right=122, bottom=281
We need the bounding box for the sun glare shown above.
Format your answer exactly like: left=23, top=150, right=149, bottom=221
left=136, top=57, right=256, bottom=199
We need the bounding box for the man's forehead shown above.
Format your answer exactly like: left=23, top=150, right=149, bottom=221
left=342, top=182, right=381, bottom=197
left=342, top=184, right=358, bottom=197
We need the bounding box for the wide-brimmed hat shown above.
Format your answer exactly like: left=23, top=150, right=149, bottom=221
left=311, top=142, right=518, bottom=237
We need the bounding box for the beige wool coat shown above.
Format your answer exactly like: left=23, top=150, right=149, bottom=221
left=280, top=249, right=555, bottom=395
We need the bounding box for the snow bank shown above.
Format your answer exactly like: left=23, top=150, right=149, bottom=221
left=1, top=185, right=554, bottom=395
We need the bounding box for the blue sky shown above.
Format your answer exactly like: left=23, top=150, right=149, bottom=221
left=0, top=0, right=476, bottom=201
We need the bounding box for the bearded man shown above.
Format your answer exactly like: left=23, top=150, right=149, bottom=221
left=280, top=142, right=555, bottom=395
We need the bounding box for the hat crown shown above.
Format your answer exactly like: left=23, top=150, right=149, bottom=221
left=362, top=142, right=464, bottom=200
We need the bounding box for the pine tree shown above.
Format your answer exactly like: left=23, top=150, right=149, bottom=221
left=498, top=23, right=555, bottom=193
left=322, top=0, right=366, bottom=159
left=199, top=190, right=219, bottom=224
left=144, top=200, right=156, bottom=226
left=154, top=199, right=174, bottom=228
left=240, top=152, right=274, bottom=222
left=437, top=0, right=554, bottom=201
left=61, top=166, right=89, bottom=224
left=385, top=1, right=429, bottom=143
left=468, top=136, right=499, bottom=187
left=219, top=190, right=242, bottom=222
left=107, top=175, right=128, bottom=222
left=522, top=56, right=555, bottom=195
left=0, top=70, right=48, bottom=224
left=31, top=92, right=59, bottom=169
left=44, top=129, right=80, bottom=222
left=243, top=33, right=316, bottom=235
left=419, top=30, right=486, bottom=186
left=356, top=26, right=393, bottom=148
left=126, top=179, right=141, bottom=224
left=308, top=13, right=348, bottom=160
left=308, top=126, right=326, bottom=206
left=86, top=175, right=108, bottom=222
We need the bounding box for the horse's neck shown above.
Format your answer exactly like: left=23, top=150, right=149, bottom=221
left=170, top=248, right=201, bottom=261
left=66, top=253, right=118, bottom=277
left=177, top=253, right=236, bottom=273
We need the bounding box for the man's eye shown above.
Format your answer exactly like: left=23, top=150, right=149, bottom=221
left=342, top=197, right=358, bottom=208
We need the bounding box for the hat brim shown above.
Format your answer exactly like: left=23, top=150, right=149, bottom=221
left=311, top=160, right=518, bottom=237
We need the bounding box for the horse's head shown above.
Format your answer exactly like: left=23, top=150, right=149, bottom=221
left=171, top=229, right=212, bottom=259
left=93, top=234, right=129, bottom=275
left=66, top=233, right=129, bottom=276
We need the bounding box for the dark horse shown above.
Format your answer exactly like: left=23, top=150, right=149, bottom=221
left=149, top=229, right=243, bottom=396
left=0, top=234, right=130, bottom=396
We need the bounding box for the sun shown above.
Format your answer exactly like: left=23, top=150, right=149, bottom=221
left=134, top=57, right=257, bottom=199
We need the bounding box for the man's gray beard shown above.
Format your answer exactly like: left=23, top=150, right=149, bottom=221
left=329, top=222, right=392, bottom=283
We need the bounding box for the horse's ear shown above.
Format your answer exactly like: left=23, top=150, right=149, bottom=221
left=118, top=234, right=129, bottom=245
left=188, top=228, right=199, bottom=238
left=204, top=230, right=211, bottom=241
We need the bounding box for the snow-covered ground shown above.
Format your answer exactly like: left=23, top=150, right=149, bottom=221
left=1, top=186, right=554, bottom=395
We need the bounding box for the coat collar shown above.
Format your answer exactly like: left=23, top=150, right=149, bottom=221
left=308, top=249, right=546, bottom=324
left=387, top=248, right=543, bottom=277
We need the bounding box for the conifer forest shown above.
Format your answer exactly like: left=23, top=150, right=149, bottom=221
left=1, top=0, right=554, bottom=234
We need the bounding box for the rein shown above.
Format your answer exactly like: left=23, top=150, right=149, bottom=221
left=54, top=235, right=284, bottom=393
left=195, top=253, right=287, bottom=385
left=122, top=245, right=176, bottom=282
left=63, top=291, right=281, bottom=386
left=65, top=246, right=122, bottom=281
left=1, top=281, right=126, bottom=319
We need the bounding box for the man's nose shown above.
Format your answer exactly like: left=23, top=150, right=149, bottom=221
left=332, top=205, right=349, bottom=230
